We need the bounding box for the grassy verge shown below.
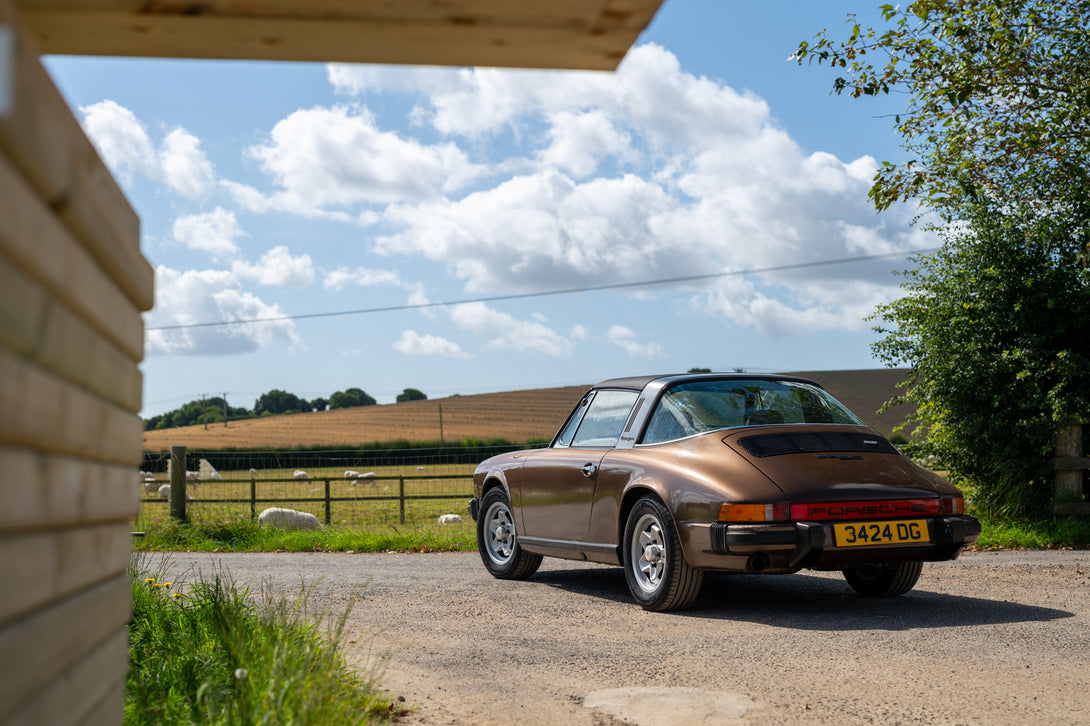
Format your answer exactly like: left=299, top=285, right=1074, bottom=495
left=134, top=518, right=478, bottom=553
left=127, top=555, right=401, bottom=725
left=975, top=516, right=1090, bottom=550
left=134, top=514, right=1090, bottom=553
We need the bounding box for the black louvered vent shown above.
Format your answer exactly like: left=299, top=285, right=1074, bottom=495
left=736, top=431, right=900, bottom=458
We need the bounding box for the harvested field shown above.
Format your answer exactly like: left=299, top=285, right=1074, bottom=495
left=142, top=371, right=912, bottom=452
left=143, top=385, right=590, bottom=451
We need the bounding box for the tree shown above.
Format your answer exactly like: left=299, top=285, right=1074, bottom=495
left=794, top=0, right=1090, bottom=215
left=254, top=389, right=308, bottom=415
left=871, top=199, right=1090, bottom=515
left=329, top=388, right=377, bottom=410
left=396, top=388, right=428, bottom=403
left=311, top=397, right=328, bottom=412
left=797, top=1, right=1090, bottom=514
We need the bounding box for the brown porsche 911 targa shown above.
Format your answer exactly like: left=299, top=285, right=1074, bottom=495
left=469, top=373, right=980, bottom=611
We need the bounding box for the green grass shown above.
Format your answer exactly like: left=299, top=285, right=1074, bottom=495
left=975, top=516, right=1090, bottom=550
left=126, top=555, right=402, bottom=725
left=134, top=518, right=478, bottom=553
left=133, top=513, right=1090, bottom=553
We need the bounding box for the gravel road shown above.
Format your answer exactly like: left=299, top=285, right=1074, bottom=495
left=155, top=549, right=1090, bottom=726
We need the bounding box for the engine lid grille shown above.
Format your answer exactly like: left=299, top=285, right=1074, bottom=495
left=735, top=431, right=899, bottom=458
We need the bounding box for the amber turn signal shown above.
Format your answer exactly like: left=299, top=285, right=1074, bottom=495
left=718, top=503, right=788, bottom=522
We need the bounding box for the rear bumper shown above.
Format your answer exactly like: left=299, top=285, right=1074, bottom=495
left=696, top=515, right=981, bottom=572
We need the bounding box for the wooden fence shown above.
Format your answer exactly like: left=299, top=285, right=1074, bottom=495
left=148, top=472, right=473, bottom=526
left=140, top=445, right=474, bottom=529
left=1053, top=423, right=1089, bottom=516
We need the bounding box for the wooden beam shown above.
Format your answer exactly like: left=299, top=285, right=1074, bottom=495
left=15, top=0, right=664, bottom=68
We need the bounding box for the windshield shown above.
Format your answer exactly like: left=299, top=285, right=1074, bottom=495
left=640, top=379, right=865, bottom=444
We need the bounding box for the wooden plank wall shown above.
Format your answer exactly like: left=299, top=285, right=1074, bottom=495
left=0, top=1, right=153, bottom=723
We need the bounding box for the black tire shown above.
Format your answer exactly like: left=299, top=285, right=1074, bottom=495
left=843, top=561, right=923, bottom=597
left=476, top=487, right=542, bottom=580
left=622, top=496, right=703, bottom=611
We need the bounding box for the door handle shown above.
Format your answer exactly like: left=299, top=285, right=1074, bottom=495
left=581, top=463, right=598, bottom=478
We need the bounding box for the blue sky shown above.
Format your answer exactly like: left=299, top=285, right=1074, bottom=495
left=43, top=1, right=930, bottom=418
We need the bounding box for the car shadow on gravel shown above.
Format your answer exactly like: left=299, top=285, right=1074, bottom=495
left=531, top=566, right=1073, bottom=629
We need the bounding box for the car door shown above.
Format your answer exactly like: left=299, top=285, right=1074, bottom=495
left=519, top=389, right=639, bottom=542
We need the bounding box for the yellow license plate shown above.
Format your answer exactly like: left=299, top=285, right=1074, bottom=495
left=833, top=520, right=930, bottom=547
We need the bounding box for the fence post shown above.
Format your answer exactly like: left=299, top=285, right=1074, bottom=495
left=324, top=479, right=331, bottom=525
left=169, top=445, right=187, bottom=522
left=399, top=476, right=406, bottom=525
left=250, top=468, right=257, bottom=520
left=1055, top=423, right=1084, bottom=504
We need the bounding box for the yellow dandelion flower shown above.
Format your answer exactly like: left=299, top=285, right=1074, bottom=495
left=171, top=593, right=183, bottom=599
left=145, top=578, right=156, bottom=584
left=162, top=582, right=172, bottom=588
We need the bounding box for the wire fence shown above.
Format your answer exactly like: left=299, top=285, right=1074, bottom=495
left=137, top=444, right=531, bottom=530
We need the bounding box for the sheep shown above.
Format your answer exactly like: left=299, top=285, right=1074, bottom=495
left=360, top=472, right=377, bottom=479
left=257, top=507, right=321, bottom=531
left=293, top=470, right=310, bottom=480
left=348, top=471, right=377, bottom=487
left=438, top=514, right=463, bottom=525
left=142, top=480, right=159, bottom=495
left=157, top=484, right=193, bottom=502
left=186, top=470, right=200, bottom=482
left=344, top=470, right=360, bottom=479
left=250, top=468, right=258, bottom=477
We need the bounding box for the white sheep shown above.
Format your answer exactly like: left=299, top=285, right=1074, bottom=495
left=143, top=480, right=159, bottom=495
left=157, top=484, right=193, bottom=502
left=438, top=514, right=464, bottom=525
left=257, top=507, right=322, bottom=531
left=186, top=470, right=200, bottom=482
left=361, top=472, right=376, bottom=479
left=293, top=470, right=310, bottom=480
left=344, top=470, right=360, bottom=479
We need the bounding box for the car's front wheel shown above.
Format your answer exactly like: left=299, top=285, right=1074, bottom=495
left=476, top=487, right=542, bottom=580
left=622, top=496, right=703, bottom=611
left=842, top=561, right=923, bottom=597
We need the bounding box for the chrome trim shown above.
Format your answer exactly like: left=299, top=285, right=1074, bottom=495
left=517, top=535, right=617, bottom=556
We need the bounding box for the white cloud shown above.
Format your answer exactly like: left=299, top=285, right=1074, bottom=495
left=160, top=128, right=216, bottom=199
left=145, top=267, right=303, bottom=355
left=350, top=43, right=936, bottom=332
left=80, top=100, right=215, bottom=199
left=232, top=246, right=315, bottom=287
left=606, top=325, right=663, bottom=358
left=243, top=105, right=482, bottom=214
left=322, top=266, right=403, bottom=291
left=171, top=207, right=244, bottom=260
left=393, top=330, right=471, bottom=358
left=449, top=302, right=573, bottom=357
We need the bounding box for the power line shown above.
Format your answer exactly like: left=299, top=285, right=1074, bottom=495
left=147, top=247, right=937, bottom=332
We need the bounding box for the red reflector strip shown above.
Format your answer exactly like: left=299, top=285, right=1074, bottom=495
left=791, top=499, right=940, bottom=521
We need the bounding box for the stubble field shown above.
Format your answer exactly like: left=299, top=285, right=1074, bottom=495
left=143, top=370, right=910, bottom=452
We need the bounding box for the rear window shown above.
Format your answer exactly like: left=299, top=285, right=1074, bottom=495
left=641, top=379, right=864, bottom=444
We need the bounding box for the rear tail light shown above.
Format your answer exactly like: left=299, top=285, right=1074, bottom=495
left=941, top=495, right=965, bottom=515
left=718, top=503, right=788, bottom=522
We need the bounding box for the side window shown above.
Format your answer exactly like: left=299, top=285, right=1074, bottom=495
left=570, top=390, right=640, bottom=448
left=554, top=393, right=593, bottom=448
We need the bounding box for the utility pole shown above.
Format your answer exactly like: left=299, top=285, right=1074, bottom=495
left=201, top=393, right=208, bottom=429
left=223, top=392, right=229, bottom=427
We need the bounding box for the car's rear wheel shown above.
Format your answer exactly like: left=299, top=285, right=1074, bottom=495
left=842, top=561, right=923, bottom=597
left=477, top=487, right=542, bottom=580
left=622, top=496, right=703, bottom=611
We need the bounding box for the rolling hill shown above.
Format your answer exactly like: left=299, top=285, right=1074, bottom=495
left=142, top=369, right=912, bottom=451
